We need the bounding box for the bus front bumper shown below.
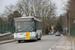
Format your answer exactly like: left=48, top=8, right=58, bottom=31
left=14, top=37, right=37, bottom=41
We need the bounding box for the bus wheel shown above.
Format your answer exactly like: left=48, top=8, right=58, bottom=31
left=18, top=40, right=21, bottom=43
left=38, top=37, right=41, bottom=40
left=34, top=35, right=38, bottom=41
left=38, top=38, right=41, bottom=40
left=38, top=34, right=41, bottom=40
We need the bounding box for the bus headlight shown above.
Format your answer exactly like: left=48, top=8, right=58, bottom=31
left=14, top=33, right=17, bottom=38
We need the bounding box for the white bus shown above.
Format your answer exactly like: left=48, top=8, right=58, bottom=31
left=14, top=16, right=42, bottom=43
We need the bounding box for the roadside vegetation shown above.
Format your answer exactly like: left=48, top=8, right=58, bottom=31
left=62, top=0, right=75, bottom=30
left=54, top=15, right=63, bottom=32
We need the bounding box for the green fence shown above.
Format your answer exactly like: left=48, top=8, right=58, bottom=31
left=70, top=29, right=75, bottom=36
left=0, top=24, right=14, bottom=34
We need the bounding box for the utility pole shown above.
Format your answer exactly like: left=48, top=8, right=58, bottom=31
left=69, top=11, right=70, bottom=36
left=66, top=16, right=67, bottom=35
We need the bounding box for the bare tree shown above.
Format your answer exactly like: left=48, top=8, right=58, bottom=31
left=14, top=0, right=57, bottom=34
left=3, top=5, right=16, bottom=16
left=66, top=0, right=75, bottom=29
left=3, top=0, right=57, bottom=34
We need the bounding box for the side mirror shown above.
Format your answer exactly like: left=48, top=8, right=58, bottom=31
left=33, top=28, right=37, bottom=32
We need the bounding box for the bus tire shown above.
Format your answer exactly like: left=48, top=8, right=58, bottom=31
left=38, top=38, right=41, bottom=40
left=34, top=35, right=38, bottom=41
left=38, top=34, right=41, bottom=40
left=38, top=36, right=41, bottom=40
left=34, top=38, right=37, bottom=41
left=18, top=40, right=21, bottom=43
left=39, top=38, right=41, bottom=40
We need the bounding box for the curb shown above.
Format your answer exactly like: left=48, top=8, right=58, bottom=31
left=0, top=40, right=16, bottom=45
left=65, top=36, right=75, bottom=50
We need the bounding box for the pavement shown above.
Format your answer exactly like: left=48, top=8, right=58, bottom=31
left=0, top=34, right=74, bottom=50
left=67, top=35, right=75, bottom=50
left=49, top=35, right=74, bottom=50
left=0, top=39, right=15, bottom=45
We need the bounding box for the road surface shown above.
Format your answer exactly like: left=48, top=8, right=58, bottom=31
left=0, top=35, right=61, bottom=50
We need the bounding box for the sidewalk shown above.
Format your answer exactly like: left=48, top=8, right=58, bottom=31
left=67, top=36, right=75, bottom=50
left=0, top=39, right=15, bottom=45
left=50, top=35, right=73, bottom=50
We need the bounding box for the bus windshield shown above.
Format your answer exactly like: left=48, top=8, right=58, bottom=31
left=15, top=21, right=34, bottom=32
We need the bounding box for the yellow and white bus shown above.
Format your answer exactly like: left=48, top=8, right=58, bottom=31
left=14, top=16, right=42, bottom=43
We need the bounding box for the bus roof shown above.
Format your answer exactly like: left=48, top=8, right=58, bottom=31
left=14, top=16, right=41, bottom=22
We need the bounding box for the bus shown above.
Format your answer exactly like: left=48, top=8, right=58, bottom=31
left=13, top=16, right=42, bottom=43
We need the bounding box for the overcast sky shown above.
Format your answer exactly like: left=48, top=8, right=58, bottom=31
left=0, top=0, right=68, bottom=16
left=0, top=0, right=18, bottom=14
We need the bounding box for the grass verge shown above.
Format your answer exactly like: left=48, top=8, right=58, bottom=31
left=66, top=35, right=75, bottom=43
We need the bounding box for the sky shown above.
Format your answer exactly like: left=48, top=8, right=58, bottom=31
left=0, top=0, right=68, bottom=16
left=0, top=0, right=18, bottom=14
left=52, top=0, right=68, bottom=16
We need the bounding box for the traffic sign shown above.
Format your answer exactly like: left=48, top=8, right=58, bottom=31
left=65, top=27, right=68, bottom=30
left=74, top=20, right=75, bottom=23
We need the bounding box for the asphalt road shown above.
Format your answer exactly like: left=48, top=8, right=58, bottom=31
left=0, top=35, right=61, bottom=50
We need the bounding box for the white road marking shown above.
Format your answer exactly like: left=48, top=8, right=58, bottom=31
left=49, top=48, right=51, bottom=50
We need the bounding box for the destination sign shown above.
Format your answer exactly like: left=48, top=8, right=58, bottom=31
left=15, top=18, right=31, bottom=22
